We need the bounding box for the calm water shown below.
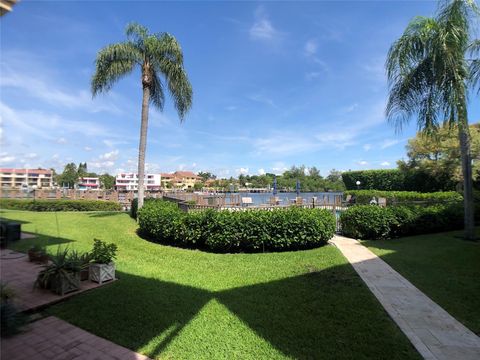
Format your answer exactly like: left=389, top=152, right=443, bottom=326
left=230, top=192, right=343, bottom=206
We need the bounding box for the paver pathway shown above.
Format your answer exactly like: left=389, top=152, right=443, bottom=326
left=329, top=235, right=480, bottom=360
left=0, top=249, right=114, bottom=311
left=1, top=316, right=151, bottom=360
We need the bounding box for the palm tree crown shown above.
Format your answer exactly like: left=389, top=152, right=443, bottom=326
left=92, top=23, right=192, bottom=210
left=385, top=0, right=479, bottom=239
left=92, top=23, right=192, bottom=118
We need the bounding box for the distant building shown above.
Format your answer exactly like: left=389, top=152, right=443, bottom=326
left=115, top=173, right=161, bottom=191
left=0, top=168, right=54, bottom=189
left=77, top=177, right=100, bottom=190
left=160, top=171, right=201, bottom=190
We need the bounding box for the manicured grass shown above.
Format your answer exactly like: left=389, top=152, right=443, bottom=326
left=2, top=210, right=420, bottom=359
left=364, top=227, right=480, bottom=335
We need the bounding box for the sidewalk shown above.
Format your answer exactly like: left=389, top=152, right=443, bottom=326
left=330, top=235, right=480, bottom=360
left=1, top=316, right=151, bottom=360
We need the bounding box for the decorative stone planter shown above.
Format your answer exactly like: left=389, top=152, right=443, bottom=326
left=89, top=262, right=115, bottom=284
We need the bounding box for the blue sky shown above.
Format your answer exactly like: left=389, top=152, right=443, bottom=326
left=1, top=1, right=479, bottom=178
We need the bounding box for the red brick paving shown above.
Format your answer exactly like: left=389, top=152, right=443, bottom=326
left=0, top=249, right=115, bottom=312
left=1, top=316, right=151, bottom=360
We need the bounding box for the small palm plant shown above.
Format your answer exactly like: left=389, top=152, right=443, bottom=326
left=92, top=23, right=193, bottom=211
left=35, top=248, right=82, bottom=296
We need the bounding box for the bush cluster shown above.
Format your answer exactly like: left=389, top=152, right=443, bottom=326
left=340, top=203, right=464, bottom=240
left=344, top=190, right=462, bottom=205
left=138, top=200, right=336, bottom=253
left=0, top=199, right=121, bottom=212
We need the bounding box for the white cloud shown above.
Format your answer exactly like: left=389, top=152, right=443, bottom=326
left=0, top=154, right=15, bottom=163
left=236, top=167, right=249, bottom=175
left=247, top=93, right=277, bottom=108
left=304, top=39, right=318, bottom=56
left=363, top=144, right=372, bottom=151
left=249, top=7, right=279, bottom=41
left=380, top=139, right=401, bottom=149
left=99, top=149, right=119, bottom=161
left=25, top=153, right=38, bottom=159
left=357, top=160, right=368, bottom=166
left=84, top=146, right=92, bottom=151
left=305, top=72, right=321, bottom=81
left=381, top=161, right=391, bottom=166
left=258, top=168, right=266, bottom=175
left=1, top=51, right=122, bottom=114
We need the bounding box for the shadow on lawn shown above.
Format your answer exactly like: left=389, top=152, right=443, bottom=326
left=0, top=217, right=31, bottom=225
left=50, top=268, right=418, bottom=360
left=88, top=212, right=126, bottom=218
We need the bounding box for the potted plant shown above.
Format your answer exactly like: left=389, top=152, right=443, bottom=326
left=35, top=248, right=81, bottom=296
left=68, top=250, right=92, bottom=281
left=28, top=243, right=48, bottom=263
left=89, top=239, right=117, bottom=284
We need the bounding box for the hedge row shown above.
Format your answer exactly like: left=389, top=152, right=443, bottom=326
left=340, top=203, right=464, bottom=240
left=344, top=190, right=462, bottom=204
left=138, top=200, right=336, bottom=253
left=0, top=199, right=122, bottom=212
left=341, top=169, right=456, bottom=192
left=342, top=170, right=405, bottom=191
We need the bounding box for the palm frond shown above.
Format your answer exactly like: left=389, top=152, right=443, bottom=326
left=126, top=22, right=148, bottom=51
left=469, top=39, right=480, bottom=93
left=149, top=70, right=165, bottom=110
left=91, top=42, right=141, bottom=96
left=159, top=60, right=193, bottom=121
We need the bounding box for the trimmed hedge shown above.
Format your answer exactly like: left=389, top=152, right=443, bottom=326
left=344, top=190, right=462, bottom=204
left=340, top=203, right=464, bottom=240
left=138, top=200, right=336, bottom=253
left=342, top=170, right=405, bottom=191
left=130, top=198, right=166, bottom=219
left=0, top=199, right=122, bottom=212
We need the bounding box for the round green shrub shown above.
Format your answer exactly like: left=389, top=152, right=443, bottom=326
left=340, top=205, right=393, bottom=240
left=138, top=200, right=336, bottom=253
left=341, top=203, right=464, bottom=240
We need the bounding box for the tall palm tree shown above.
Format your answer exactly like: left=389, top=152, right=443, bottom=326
left=386, top=0, right=479, bottom=240
left=92, top=23, right=192, bottom=210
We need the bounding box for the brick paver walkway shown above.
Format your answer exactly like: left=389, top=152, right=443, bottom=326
left=0, top=249, right=114, bottom=311
left=330, top=235, right=480, bottom=360
left=1, top=316, right=151, bottom=360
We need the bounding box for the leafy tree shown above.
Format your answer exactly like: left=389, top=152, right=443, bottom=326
left=99, top=173, right=116, bottom=189
left=92, top=23, right=192, bottom=211
left=57, top=163, right=78, bottom=189
left=386, top=0, right=479, bottom=239
left=197, top=171, right=216, bottom=181
left=77, top=162, right=88, bottom=178
left=398, top=123, right=480, bottom=190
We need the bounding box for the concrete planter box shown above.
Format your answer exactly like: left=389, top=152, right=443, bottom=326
left=89, top=262, right=115, bottom=284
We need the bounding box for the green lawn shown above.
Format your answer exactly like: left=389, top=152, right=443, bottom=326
left=364, top=227, right=480, bottom=335
left=2, top=210, right=420, bottom=359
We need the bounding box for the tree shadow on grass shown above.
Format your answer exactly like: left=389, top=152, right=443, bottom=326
left=48, top=271, right=213, bottom=358
left=7, top=234, right=74, bottom=253
left=48, top=266, right=419, bottom=360
left=0, top=217, right=31, bottom=225
left=88, top=212, right=126, bottom=218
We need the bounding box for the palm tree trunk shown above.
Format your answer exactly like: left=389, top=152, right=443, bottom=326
left=458, top=112, right=475, bottom=240
left=137, top=81, right=150, bottom=212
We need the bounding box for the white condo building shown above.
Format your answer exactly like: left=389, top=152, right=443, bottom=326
left=115, top=173, right=161, bottom=191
